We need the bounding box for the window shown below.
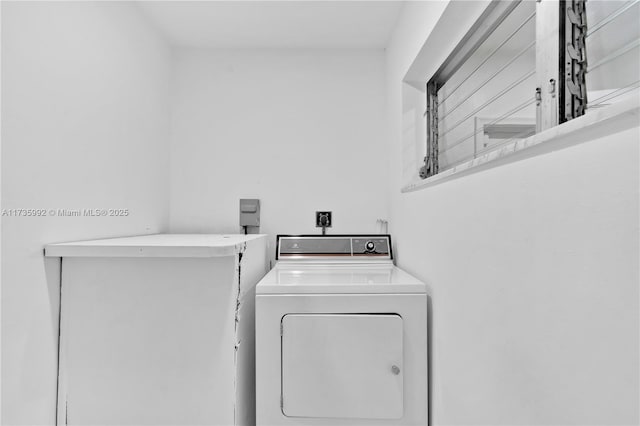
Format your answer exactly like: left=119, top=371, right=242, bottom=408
left=419, top=0, right=639, bottom=180
left=586, top=0, right=640, bottom=111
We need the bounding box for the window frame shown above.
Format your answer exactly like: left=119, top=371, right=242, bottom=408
left=419, top=0, right=589, bottom=180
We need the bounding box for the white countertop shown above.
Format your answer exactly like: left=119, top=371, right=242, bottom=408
left=45, top=234, right=267, bottom=258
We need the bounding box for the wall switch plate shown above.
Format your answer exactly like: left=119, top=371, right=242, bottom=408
left=315, top=211, right=332, bottom=228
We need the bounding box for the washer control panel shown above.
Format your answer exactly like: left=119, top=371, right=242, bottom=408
left=277, top=235, right=392, bottom=260
left=352, top=237, right=390, bottom=256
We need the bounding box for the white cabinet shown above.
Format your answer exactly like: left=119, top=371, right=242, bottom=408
left=281, top=314, right=404, bottom=420
left=45, top=234, right=267, bottom=426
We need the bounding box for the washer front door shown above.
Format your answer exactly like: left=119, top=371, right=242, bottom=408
left=281, top=314, right=404, bottom=420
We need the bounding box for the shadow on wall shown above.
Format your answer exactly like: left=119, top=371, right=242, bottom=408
left=44, top=257, right=62, bottom=349
left=427, top=294, right=433, bottom=426
left=42, top=256, right=62, bottom=422
left=395, top=240, right=434, bottom=425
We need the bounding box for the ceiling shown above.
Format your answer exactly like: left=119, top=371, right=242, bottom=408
left=136, top=1, right=405, bottom=48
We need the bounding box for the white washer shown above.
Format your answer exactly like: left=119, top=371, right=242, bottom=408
left=256, top=235, right=427, bottom=426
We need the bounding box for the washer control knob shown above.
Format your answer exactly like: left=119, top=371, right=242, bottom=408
left=365, top=241, right=375, bottom=252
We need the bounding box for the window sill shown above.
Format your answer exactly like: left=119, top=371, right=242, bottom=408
left=401, top=95, right=640, bottom=193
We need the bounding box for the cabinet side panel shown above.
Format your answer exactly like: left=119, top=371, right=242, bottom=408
left=61, top=257, right=235, bottom=425
left=235, top=236, right=268, bottom=426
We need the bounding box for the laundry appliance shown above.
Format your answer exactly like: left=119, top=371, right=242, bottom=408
left=255, top=235, right=427, bottom=426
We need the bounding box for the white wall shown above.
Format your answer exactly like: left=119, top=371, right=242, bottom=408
left=387, top=2, right=639, bottom=424
left=3, top=2, right=636, bottom=425
left=1, top=2, right=171, bottom=424
left=169, top=49, right=388, bottom=250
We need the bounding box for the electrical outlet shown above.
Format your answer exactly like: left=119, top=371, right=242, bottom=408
left=316, top=211, right=332, bottom=228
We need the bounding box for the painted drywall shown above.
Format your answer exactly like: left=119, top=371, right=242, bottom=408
left=1, top=2, right=171, bottom=424
left=387, top=2, right=639, bottom=424
left=169, top=49, right=388, bottom=249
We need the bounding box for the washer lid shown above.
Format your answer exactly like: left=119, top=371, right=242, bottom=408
left=255, top=263, right=426, bottom=294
